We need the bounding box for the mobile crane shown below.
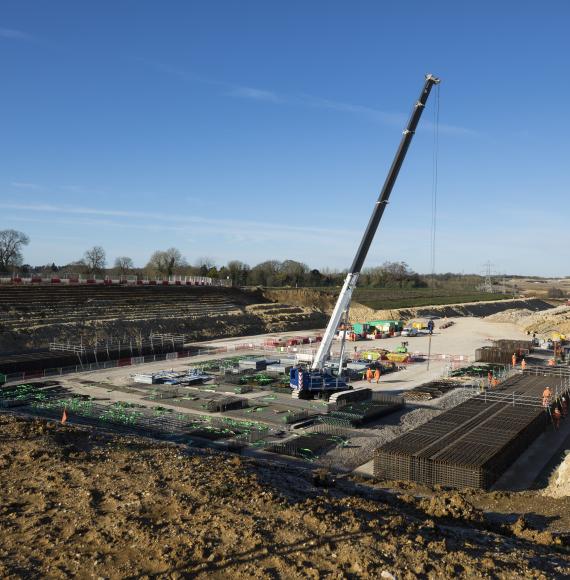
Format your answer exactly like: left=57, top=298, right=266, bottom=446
left=290, top=73, right=440, bottom=398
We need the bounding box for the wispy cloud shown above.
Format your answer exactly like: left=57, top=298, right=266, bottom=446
left=136, top=58, right=476, bottom=136
left=10, top=181, right=42, bottom=190
left=0, top=202, right=358, bottom=243
left=226, top=86, right=286, bottom=104
left=0, top=27, right=32, bottom=41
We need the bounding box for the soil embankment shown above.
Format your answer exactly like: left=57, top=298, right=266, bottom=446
left=263, top=289, right=553, bottom=323
left=545, top=452, right=570, bottom=498
left=0, top=413, right=568, bottom=578
left=0, top=284, right=554, bottom=355
left=488, top=304, right=570, bottom=336
left=356, top=297, right=553, bottom=323
left=0, top=286, right=328, bottom=353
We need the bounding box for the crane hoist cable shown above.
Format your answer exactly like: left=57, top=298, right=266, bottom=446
left=430, top=81, right=441, bottom=292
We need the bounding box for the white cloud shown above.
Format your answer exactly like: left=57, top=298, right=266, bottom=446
left=10, top=181, right=42, bottom=190
left=0, top=202, right=358, bottom=241
left=227, top=86, right=286, bottom=104
left=0, top=28, right=32, bottom=41
left=139, top=59, right=477, bottom=136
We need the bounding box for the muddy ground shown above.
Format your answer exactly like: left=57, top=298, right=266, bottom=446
left=1, top=414, right=569, bottom=579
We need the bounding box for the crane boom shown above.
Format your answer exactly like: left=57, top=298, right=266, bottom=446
left=311, top=73, right=440, bottom=371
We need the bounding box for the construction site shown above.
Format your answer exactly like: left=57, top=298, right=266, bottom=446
left=2, top=274, right=570, bottom=576
left=3, top=14, right=570, bottom=575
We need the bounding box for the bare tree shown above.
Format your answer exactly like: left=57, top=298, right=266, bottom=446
left=195, top=256, right=216, bottom=270
left=0, top=229, right=30, bottom=272
left=147, top=247, right=187, bottom=277
left=84, top=246, right=106, bottom=275
left=114, top=256, right=134, bottom=275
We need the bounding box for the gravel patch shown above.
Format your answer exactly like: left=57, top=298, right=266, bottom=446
left=318, top=387, right=475, bottom=471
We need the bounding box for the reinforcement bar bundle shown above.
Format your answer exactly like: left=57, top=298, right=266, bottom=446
left=321, top=396, right=404, bottom=428
left=374, top=373, right=568, bottom=489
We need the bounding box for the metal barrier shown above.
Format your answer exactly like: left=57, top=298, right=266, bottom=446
left=1, top=347, right=225, bottom=385
left=0, top=275, right=231, bottom=287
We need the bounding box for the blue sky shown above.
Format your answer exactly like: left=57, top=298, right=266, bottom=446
left=1, top=1, right=569, bottom=275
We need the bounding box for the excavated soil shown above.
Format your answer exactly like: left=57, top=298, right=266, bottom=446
left=1, top=414, right=569, bottom=579
left=347, top=298, right=553, bottom=324
left=261, top=290, right=553, bottom=323
left=0, top=285, right=328, bottom=353
left=544, top=452, right=570, bottom=499
left=487, top=305, right=570, bottom=337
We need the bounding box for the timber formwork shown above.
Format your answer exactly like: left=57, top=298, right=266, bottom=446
left=374, top=372, right=569, bottom=489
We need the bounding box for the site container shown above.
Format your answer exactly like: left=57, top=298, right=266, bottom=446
left=352, top=323, right=370, bottom=335
left=368, top=319, right=403, bottom=332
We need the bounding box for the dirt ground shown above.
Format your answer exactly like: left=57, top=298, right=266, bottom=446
left=1, top=414, right=569, bottom=579
left=488, top=304, right=570, bottom=337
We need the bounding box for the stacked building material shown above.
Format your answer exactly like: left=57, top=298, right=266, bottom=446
left=476, top=339, right=533, bottom=366
left=493, top=339, right=533, bottom=353
left=282, top=409, right=311, bottom=424
left=267, top=432, right=347, bottom=460
left=403, top=380, right=464, bottom=402
left=374, top=373, right=568, bottom=489
left=322, top=396, right=404, bottom=428
left=449, top=363, right=505, bottom=379
left=238, top=358, right=268, bottom=371
left=205, top=396, right=249, bottom=413
left=475, top=347, right=516, bottom=365
left=265, top=363, right=293, bottom=374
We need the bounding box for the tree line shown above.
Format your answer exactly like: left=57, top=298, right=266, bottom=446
left=0, top=228, right=525, bottom=292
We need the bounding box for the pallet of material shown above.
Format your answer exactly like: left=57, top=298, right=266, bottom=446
left=238, top=358, right=268, bottom=371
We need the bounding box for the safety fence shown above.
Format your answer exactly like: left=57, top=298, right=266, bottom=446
left=0, top=275, right=231, bottom=287
left=0, top=347, right=226, bottom=385
left=1, top=331, right=474, bottom=386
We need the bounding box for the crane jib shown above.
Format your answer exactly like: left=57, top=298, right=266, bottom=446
left=350, top=74, right=440, bottom=275
left=310, top=73, right=440, bottom=373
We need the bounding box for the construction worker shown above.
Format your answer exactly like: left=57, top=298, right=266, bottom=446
left=366, top=367, right=373, bottom=383
left=521, top=358, right=527, bottom=371
left=512, top=353, right=517, bottom=367
left=374, top=367, right=381, bottom=383
left=553, top=407, right=562, bottom=430
left=542, top=386, right=552, bottom=409
left=491, top=377, right=499, bottom=388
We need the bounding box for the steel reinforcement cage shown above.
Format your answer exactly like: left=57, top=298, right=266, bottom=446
left=374, top=372, right=569, bottom=489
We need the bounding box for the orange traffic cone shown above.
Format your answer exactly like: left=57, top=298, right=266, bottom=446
left=61, top=408, right=68, bottom=424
